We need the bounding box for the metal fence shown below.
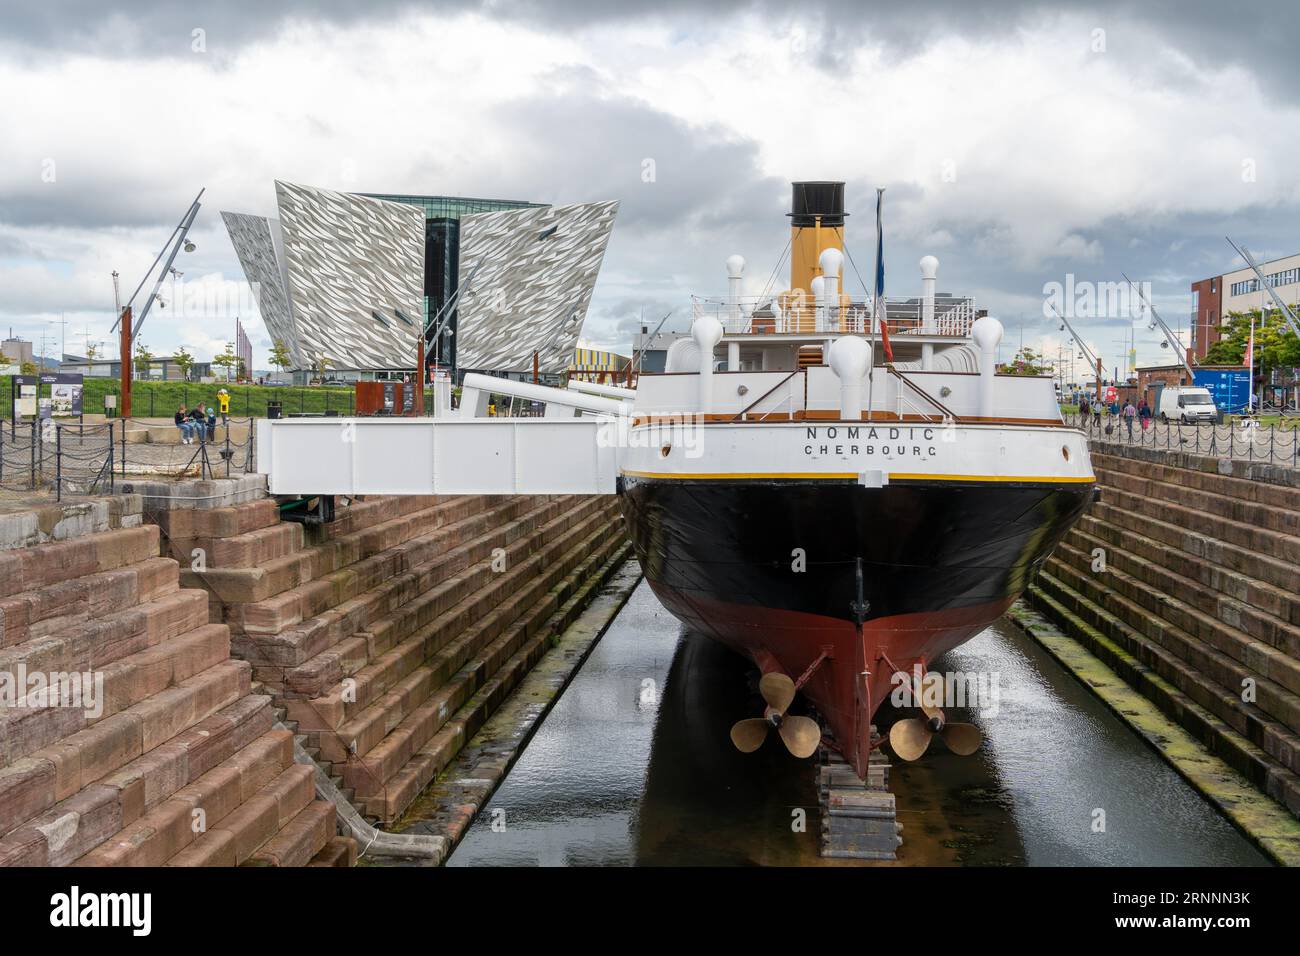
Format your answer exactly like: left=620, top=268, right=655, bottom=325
left=0, top=416, right=258, bottom=499
left=1077, top=412, right=1300, bottom=468
left=1, top=421, right=116, bottom=500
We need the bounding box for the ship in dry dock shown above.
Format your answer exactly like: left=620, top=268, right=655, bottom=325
left=617, top=182, right=1096, bottom=779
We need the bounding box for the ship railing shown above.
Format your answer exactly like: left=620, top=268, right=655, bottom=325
left=886, top=366, right=962, bottom=424
left=690, top=294, right=976, bottom=337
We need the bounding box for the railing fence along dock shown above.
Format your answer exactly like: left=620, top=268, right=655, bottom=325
left=1080, top=413, right=1300, bottom=468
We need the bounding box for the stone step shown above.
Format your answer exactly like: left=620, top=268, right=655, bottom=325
left=0, top=691, right=273, bottom=863
left=1091, top=450, right=1300, bottom=513
left=314, top=507, right=616, bottom=756
left=1097, top=479, right=1300, bottom=564
left=246, top=796, right=335, bottom=867
left=0, top=588, right=208, bottom=690
left=205, top=521, right=305, bottom=569
left=233, top=496, right=575, bottom=675
left=0, top=496, right=142, bottom=553
left=1052, top=537, right=1300, bottom=716
left=152, top=498, right=283, bottom=561
left=1070, top=519, right=1300, bottom=662
left=222, top=496, right=549, bottom=637
left=1094, top=460, right=1300, bottom=538
left=353, top=528, right=629, bottom=820
left=71, top=728, right=296, bottom=866
left=1029, top=575, right=1300, bottom=817
left=0, top=525, right=159, bottom=600
left=296, top=499, right=612, bottom=728
left=0, top=604, right=226, bottom=765
left=0, top=556, right=179, bottom=648
left=1090, top=496, right=1296, bottom=595
left=174, top=761, right=317, bottom=866
left=1040, top=554, right=1300, bottom=773
left=306, top=835, right=356, bottom=867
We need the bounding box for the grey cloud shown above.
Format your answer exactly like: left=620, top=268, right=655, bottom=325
left=7, top=1, right=1300, bottom=106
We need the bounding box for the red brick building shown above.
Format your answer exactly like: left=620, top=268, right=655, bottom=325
left=1189, top=276, right=1222, bottom=361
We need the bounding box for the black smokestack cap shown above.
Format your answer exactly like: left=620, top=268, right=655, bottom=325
left=789, top=181, right=846, bottom=227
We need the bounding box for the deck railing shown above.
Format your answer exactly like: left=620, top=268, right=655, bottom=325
left=691, top=295, right=977, bottom=337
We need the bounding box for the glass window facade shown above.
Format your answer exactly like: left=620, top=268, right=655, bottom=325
left=362, top=193, right=541, bottom=370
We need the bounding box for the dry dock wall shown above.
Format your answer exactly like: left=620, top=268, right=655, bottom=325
left=1, top=483, right=630, bottom=866
left=1028, top=443, right=1300, bottom=819
left=169, top=490, right=629, bottom=826
left=0, top=493, right=352, bottom=867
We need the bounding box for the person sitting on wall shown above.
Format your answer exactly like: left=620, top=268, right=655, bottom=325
left=189, top=405, right=207, bottom=443
left=175, top=406, right=194, bottom=444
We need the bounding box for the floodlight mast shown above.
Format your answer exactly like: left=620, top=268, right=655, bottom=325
left=1226, top=237, right=1300, bottom=341
left=1122, top=273, right=1193, bottom=379
left=1047, top=302, right=1104, bottom=398
left=113, top=189, right=204, bottom=418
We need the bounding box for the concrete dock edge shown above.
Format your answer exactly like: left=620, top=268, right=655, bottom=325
left=1006, top=599, right=1300, bottom=867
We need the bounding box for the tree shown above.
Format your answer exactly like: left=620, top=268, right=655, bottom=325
left=310, top=354, right=332, bottom=384
left=173, top=346, right=194, bottom=382
left=20, top=360, right=38, bottom=376
left=1202, top=308, right=1300, bottom=381
left=85, top=343, right=98, bottom=361
left=212, top=343, right=238, bottom=382
left=236, top=358, right=248, bottom=382
left=134, top=342, right=154, bottom=378
left=1000, top=346, right=1049, bottom=376
left=269, top=340, right=292, bottom=380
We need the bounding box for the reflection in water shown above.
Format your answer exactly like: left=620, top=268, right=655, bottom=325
left=448, top=581, right=1268, bottom=867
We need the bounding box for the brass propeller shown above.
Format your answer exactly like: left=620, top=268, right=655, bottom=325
left=887, top=674, right=983, bottom=761
left=729, top=672, right=821, bottom=758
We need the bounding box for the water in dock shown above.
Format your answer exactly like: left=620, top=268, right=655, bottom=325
left=447, top=580, right=1268, bottom=867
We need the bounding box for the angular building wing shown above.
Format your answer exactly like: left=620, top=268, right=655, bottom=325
left=222, top=186, right=616, bottom=377
left=221, top=211, right=301, bottom=365
left=454, top=201, right=619, bottom=374
left=273, top=181, right=425, bottom=371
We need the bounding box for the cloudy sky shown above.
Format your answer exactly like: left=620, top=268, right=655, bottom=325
left=2, top=0, right=1298, bottom=377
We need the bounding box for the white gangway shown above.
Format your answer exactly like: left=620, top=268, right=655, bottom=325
left=257, top=373, right=624, bottom=496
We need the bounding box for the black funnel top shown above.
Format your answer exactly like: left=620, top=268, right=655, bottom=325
left=788, top=181, right=846, bottom=227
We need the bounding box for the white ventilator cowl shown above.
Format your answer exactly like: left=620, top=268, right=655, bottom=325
left=971, top=315, right=1004, bottom=352
left=970, top=316, right=1004, bottom=418
left=819, top=247, right=844, bottom=279
left=828, top=336, right=872, bottom=421
left=691, top=315, right=724, bottom=413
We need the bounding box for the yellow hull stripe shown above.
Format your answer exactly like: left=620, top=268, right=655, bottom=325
left=621, top=470, right=1096, bottom=483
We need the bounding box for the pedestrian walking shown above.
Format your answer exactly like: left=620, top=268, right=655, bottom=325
left=1138, top=399, right=1151, bottom=431
left=1123, top=400, right=1136, bottom=438
left=1079, top=396, right=1090, bottom=427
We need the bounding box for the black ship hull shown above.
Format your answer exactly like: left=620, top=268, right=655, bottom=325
left=619, top=474, right=1092, bottom=775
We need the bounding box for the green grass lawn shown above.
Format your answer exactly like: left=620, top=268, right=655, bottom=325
left=2, top=378, right=358, bottom=419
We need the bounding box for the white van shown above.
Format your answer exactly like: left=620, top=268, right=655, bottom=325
left=1156, top=385, right=1216, bottom=424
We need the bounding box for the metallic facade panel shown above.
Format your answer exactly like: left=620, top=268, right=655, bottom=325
left=455, top=201, right=618, bottom=374
left=221, top=211, right=301, bottom=365
left=275, top=180, right=425, bottom=371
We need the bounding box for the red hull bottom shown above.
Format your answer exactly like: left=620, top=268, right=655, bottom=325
left=646, top=581, right=1013, bottom=777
